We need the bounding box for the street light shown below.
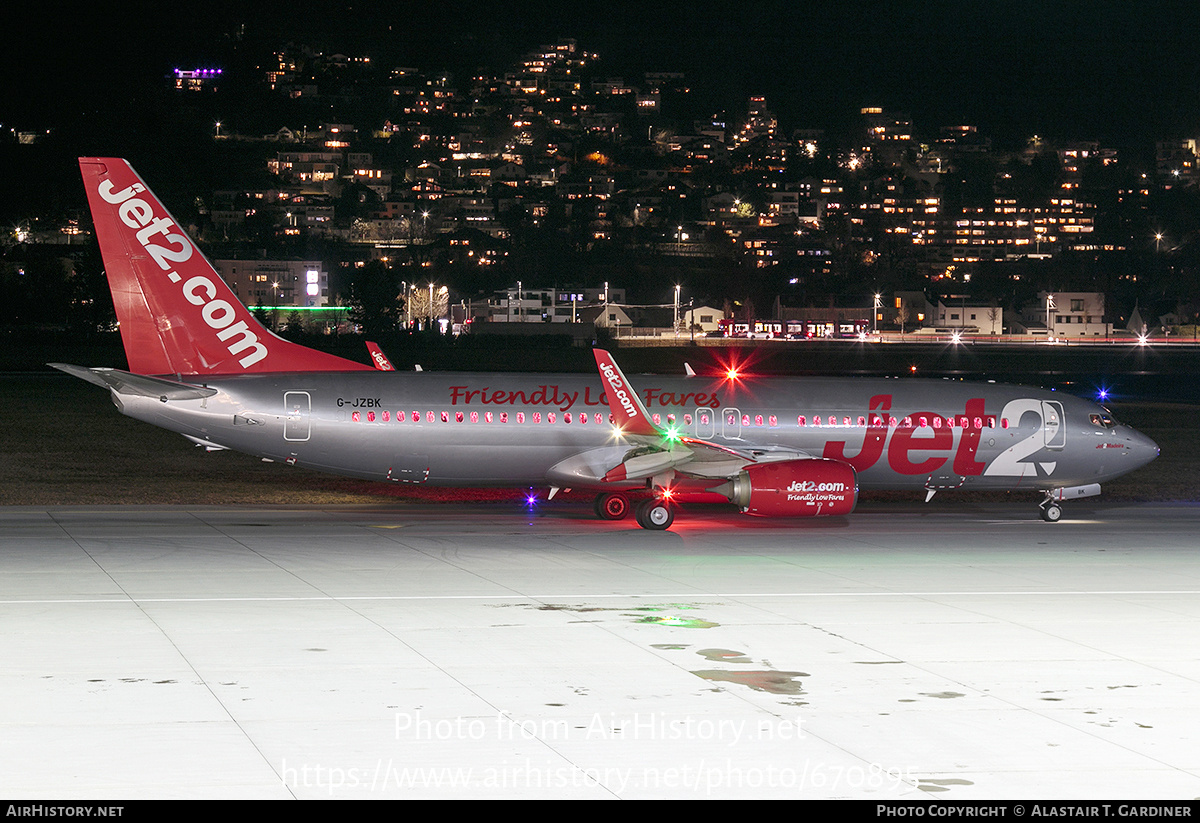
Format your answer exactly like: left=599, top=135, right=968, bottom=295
left=674, top=284, right=681, bottom=338
left=873, top=293, right=881, bottom=334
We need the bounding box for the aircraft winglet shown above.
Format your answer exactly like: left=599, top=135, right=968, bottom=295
left=591, top=349, right=661, bottom=437
left=365, top=341, right=395, bottom=371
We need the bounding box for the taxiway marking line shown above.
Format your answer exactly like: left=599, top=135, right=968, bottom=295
left=3, top=590, right=1199, bottom=605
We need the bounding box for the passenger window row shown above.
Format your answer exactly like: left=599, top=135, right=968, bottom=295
left=347, top=409, right=1010, bottom=431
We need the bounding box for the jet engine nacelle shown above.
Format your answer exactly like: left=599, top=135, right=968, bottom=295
left=715, top=458, right=859, bottom=517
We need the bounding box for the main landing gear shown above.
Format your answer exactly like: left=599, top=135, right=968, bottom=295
left=634, top=498, right=674, bottom=530
left=592, top=492, right=675, bottom=530
left=593, top=492, right=630, bottom=520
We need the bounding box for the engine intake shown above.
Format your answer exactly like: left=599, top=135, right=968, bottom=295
left=714, top=458, right=858, bottom=517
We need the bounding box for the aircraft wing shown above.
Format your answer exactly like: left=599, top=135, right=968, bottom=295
left=674, top=437, right=813, bottom=479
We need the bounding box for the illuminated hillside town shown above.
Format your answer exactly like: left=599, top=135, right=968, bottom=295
left=5, top=28, right=1200, bottom=345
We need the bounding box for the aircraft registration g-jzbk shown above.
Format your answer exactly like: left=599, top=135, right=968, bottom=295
left=55, top=158, right=1160, bottom=529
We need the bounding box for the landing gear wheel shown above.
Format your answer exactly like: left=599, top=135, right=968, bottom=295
left=594, top=492, right=630, bottom=520
left=1039, top=502, right=1063, bottom=523
left=635, top=499, right=674, bottom=530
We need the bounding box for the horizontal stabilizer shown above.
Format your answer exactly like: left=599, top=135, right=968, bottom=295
left=49, top=363, right=217, bottom=400
left=182, top=434, right=230, bottom=451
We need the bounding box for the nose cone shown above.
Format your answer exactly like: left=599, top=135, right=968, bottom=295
left=1123, top=426, right=1160, bottom=472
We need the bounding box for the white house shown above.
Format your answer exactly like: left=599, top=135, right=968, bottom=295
left=682, top=304, right=724, bottom=334
left=936, top=301, right=1003, bottom=334
left=1025, top=292, right=1110, bottom=337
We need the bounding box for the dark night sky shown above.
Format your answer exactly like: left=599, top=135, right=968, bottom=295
left=4, top=0, right=1199, bottom=150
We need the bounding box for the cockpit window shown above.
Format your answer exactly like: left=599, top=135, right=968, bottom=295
left=1090, top=412, right=1116, bottom=429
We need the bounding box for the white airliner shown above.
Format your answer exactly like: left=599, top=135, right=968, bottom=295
left=53, top=158, right=1160, bottom=529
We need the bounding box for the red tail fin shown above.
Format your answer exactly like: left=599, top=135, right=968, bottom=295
left=79, top=158, right=370, bottom=375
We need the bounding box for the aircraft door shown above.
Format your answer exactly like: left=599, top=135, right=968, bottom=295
left=1042, top=401, right=1065, bottom=450
left=284, top=391, right=311, bottom=441
left=722, top=407, right=742, bottom=439
left=695, top=407, right=715, bottom=439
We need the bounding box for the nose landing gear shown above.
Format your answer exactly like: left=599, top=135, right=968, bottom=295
left=1039, top=496, right=1063, bottom=523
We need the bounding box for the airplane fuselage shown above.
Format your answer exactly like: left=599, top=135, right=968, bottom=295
left=111, top=370, right=1159, bottom=495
